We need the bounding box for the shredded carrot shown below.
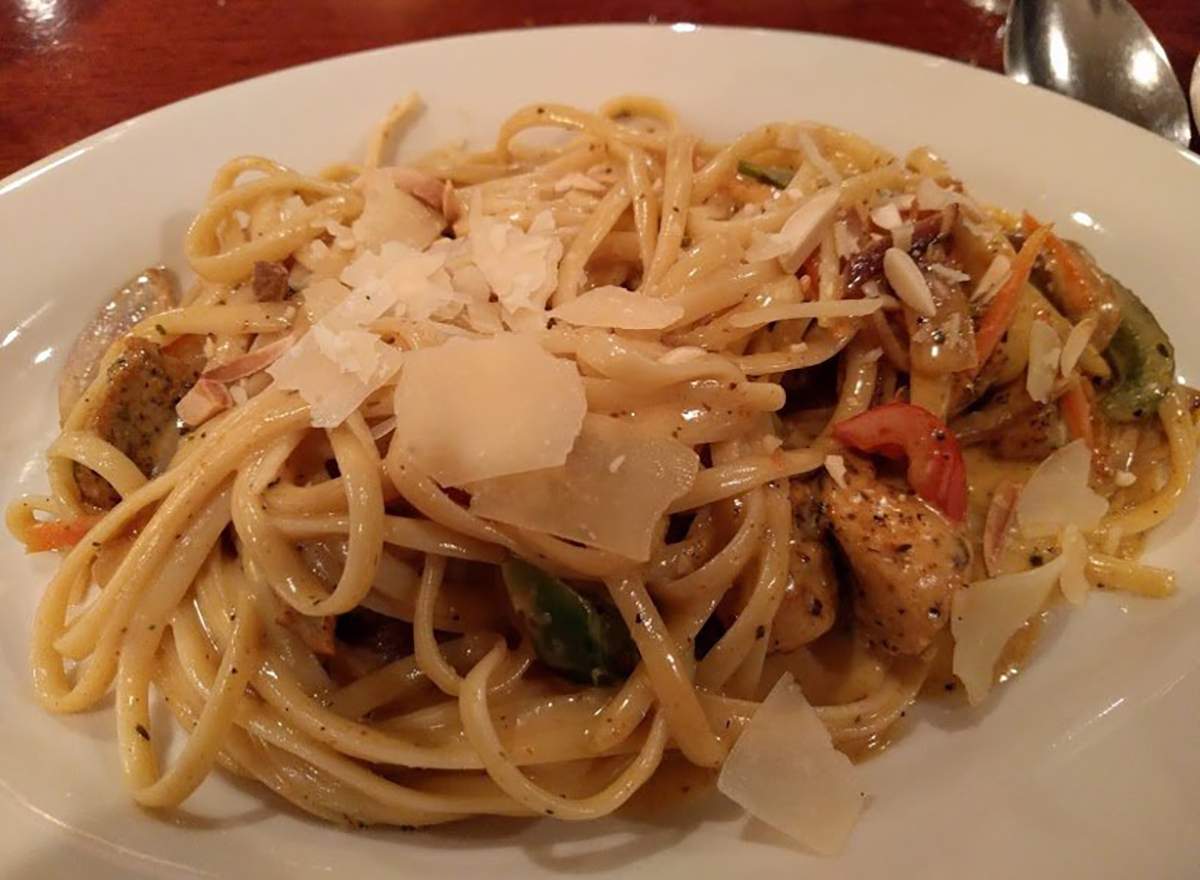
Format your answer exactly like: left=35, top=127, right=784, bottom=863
left=974, top=224, right=1051, bottom=368
left=1022, top=213, right=1095, bottom=314
left=24, top=515, right=103, bottom=553
left=1060, top=381, right=1095, bottom=447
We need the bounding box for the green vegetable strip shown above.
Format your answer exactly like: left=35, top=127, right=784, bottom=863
left=737, top=159, right=794, bottom=189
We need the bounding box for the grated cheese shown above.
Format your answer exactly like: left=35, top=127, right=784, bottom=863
left=268, top=275, right=409, bottom=427
left=833, top=220, right=858, bottom=259
left=824, top=454, right=848, bottom=489
left=869, top=203, right=903, bottom=230
left=468, top=195, right=564, bottom=316
left=1114, top=470, right=1137, bottom=487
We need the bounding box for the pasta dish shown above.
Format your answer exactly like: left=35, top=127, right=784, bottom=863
left=9, top=96, right=1194, bottom=851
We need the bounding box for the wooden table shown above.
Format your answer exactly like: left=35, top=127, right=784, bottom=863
left=1, top=0, right=1197, bottom=177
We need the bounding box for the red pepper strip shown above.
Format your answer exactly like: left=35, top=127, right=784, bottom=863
left=832, top=401, right=969, bottom=522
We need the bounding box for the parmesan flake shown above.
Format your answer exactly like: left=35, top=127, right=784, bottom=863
left=391, top=334, right=586, bottom=487
left=717, top=674, right=864, bottom=855
left=824, top=454, right=848, bottom=489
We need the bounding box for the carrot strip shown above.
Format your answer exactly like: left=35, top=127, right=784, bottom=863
left=24, top=515, right=103, bottom=553
left=1060, top=381, right=1095, bottom=447
left=975, top=224, right=1051, bottom=368
left=1022, top=213, right=1095, bottom=314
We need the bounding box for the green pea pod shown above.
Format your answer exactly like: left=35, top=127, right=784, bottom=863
left=1100, top=278, right=1175, bottom=422
left=737, top=159, right=794, bottom=189
left=501, top=558, right=638, bottom=686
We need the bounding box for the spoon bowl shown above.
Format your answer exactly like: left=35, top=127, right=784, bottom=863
left=1004, top=0, right=1191, bottom=147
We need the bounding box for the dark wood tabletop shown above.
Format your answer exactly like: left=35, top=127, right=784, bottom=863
left=1, top=0, right=1197, bottom=179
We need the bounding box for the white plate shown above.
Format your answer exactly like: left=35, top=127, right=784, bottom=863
left=2, top=24, right=1199, bottom=880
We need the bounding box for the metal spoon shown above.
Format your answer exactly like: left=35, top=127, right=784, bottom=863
left=1004, top=0, right=1191, bottom=148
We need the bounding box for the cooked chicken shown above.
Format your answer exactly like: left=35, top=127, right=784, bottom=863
left=58, top=267, right=177, bottom=422
left=74, top=336, right=199, bottom=508
left=822, top=453, right=969, bottom=655
left=771, top=480, right=838, bottom=653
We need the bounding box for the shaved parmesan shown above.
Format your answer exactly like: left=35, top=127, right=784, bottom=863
left=550, top=286, right=684, bottom=330
left=270, top=325, right=403, bottom=428
left=1059, top=524, right=1090, bottom=605
left=300, top=277, right=348, bottom=324
left=339, top=241, right=463, bottom=322
left=970, top=255, right=1011, bottom=303
left=469, top=196, right=564, bottom=315
left=833, top=220, right=858, bottom=259
left=870, top=203, right=903, bottom=230
left=951, top=557, right=1065, bottom=705
left=915, top=178, right=955, bottom=210
left=729, top=299, right=882, bottom=328
left=1114, top=470, right=1137, bottom=487
left=717, top=674, right=864, bottom=856
left=468, top=415, right=698, bottom=561
left=890, top=222, right=914, bottom=253
left=269, top=276, right=408, bottom=427
left=1016, top=439, right=1108, bottom=538
left=1025, top=320, right=1062, bottom=404
left=882, top=248, right=936, bottom=317
left=824, top=454, right=847, bottom=489
left=746, top=188, right=840, bottom=273
left=352, top=170, right=445, bottom=252
left=1060, top=317, right=1097, bottom=377
left=392, top=334, right=586, bottom=487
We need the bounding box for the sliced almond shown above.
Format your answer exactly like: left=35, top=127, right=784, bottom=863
left=177, top=378, right=234, bottom=427
left=202, top=336, right=295, bottom=383
left=882, top=248, right=936, bottom=317
left=1060, top=316, right=1098, bottom=377
left=970, top=254, right=1012, bottom=303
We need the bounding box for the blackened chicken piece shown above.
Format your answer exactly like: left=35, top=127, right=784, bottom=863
left=771, top=480, right=838, bottom=653
left=74, top=337, right=199, bottom=509
left=822, top=454, right=969, bottom=655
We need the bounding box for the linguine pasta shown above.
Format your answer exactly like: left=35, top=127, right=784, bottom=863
left=8, top=95, right=1196, bottom=839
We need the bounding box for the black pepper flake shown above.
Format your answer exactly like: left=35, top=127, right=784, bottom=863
left=755, top=624, right=766, bottom=640
left=1029, top=553, right=1045, bottom=567
left=896, top=542, right=912, bottom=553
left=135, top=724, right=150, bottom=741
